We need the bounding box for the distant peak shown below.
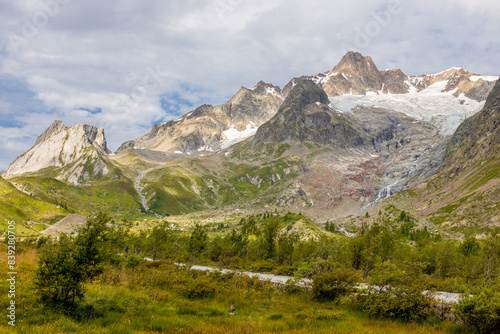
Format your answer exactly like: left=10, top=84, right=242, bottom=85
left=333, top=51, right=379, bottom=75
left=431, top=67, right=470, bottom=76
left=245, top=81, right=281, bottom=95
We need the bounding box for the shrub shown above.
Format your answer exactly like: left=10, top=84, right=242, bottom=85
left=363, top=286, right=433, bottom=322
left=179, top=275, right=219, bottom=299
left=311, top=268, right=357, bottom=301
left=455, top=285, right=500, bottom=334
left=124, top=255, right=141, bottom=269
left=267, top=314, right=283, bottom=320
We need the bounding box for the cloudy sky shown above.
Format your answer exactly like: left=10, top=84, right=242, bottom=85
left=0, top=0, right=499, bottom=170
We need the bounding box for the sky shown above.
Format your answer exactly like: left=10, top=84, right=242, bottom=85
left=0, top=0, right=499, bottom=170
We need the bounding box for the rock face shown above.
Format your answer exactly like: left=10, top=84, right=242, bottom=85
left=283, top=51, right=497, bottom=101
left=117, top=81, right=284, bottom=155
left=2, top=121, right=111, bottom=184
left=252, top=80, right=364, bottom=149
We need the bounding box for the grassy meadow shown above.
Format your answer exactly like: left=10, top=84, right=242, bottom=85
left=0, top=244, right=468, bottom=334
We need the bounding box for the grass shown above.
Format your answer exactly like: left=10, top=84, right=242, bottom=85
left=8, top=175, right=142, bottom=219
left=0, top=244, right=468, bottom=334
left=0, top=177, right=68, bottom=235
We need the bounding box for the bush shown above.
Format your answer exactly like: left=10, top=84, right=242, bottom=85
left=363, top=286, right=433, bottom=322
left=179, top=275, right=219, bottom=299
left=311, top=268, right=357, bottom=301
left=124, top=254, right=141, bottom=269
left=455, top=285, right=500, bottom=334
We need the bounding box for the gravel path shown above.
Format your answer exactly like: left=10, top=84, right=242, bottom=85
left=183, top=264, right=463, bottom=304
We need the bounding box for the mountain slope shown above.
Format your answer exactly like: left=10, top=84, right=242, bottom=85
left=386, top=79, right=500, bottom=233
left=443, top=78, right=500, bottom=171
left=0, top=176, right=68, bottom=235
left=1, top=121, right=144, bottom=218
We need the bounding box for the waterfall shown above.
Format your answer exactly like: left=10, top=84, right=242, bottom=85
left=361, top=148, right=432, bottom=211
left=362, top=179, right=400, bottom=210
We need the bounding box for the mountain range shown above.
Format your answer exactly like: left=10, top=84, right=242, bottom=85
left=1, top=52, right=498, bottom=236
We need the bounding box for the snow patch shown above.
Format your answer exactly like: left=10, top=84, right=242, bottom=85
left=197, top=145, right=215, bottom=152
left=220, top=124, right=258, bottom=149
left=266, top=87, right=276, bottom=94
left=469, top=75, right=499, bottom=82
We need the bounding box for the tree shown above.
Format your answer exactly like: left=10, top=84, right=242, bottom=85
left=348, top=223, right=396, bottom=277
left=143, top=222, right=172, bottom=261
left=466, top=230, right=500, bottom=282
left=364, top=260, right=433, bottom=322
left=34, top=212, right=111, bottom=305
left=188, top=223, right=208, bottom=255
left=277, top=231, right=298, bottom=265
left=261, top=219, right=279, bottom=259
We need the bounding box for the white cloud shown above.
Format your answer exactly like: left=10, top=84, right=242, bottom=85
left=0, top=0, right=499, bottom=170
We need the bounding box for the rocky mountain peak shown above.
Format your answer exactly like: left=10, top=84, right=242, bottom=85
left=2, top=121, right=111, bottom=183
left=251, top=79, right=363, bottom=148
left=35, top=120, right=65, bottom=145
left=333, top=51, right=380, bottom=77
left=283, top=52, right=497, bottom=101
left=281, top=79, right=329, bottom=111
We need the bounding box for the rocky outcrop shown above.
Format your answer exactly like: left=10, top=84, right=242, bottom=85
left=252, top=79, right=445, bottom=156
left=2, top=121, right=112, bottom=184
